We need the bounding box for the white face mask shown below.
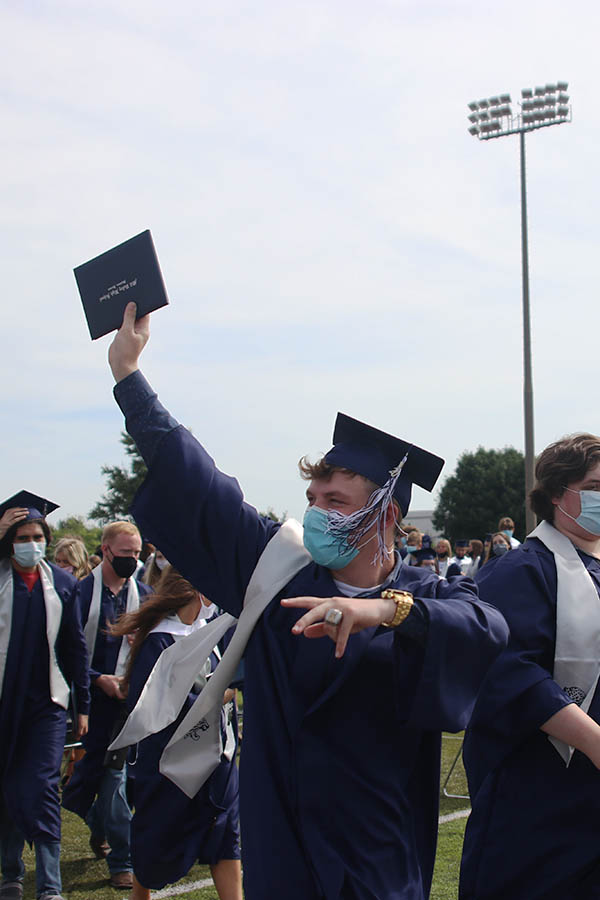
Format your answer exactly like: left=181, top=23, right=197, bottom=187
left=13, top=540, right=46, bottom=568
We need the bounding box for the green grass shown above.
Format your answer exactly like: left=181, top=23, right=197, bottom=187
left=22, top=734, right=469, bottom=899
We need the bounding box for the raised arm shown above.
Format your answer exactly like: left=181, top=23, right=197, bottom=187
left=108, top=305, right=279, bottom=615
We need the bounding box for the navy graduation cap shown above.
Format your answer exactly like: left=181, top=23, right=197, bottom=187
left=414, top=547, right=437, bottom=563
left=324, top=413, right=444, bottom=517
left=455, top=540, right=470, bottom=548
left=0, top=491, right=59, bottom=521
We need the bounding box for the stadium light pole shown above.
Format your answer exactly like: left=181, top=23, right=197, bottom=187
left=467, top=82, right=572, bottom=534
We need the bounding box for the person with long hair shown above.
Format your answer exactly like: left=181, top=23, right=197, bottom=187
left=53, top=537, right=92, bottom=580
left=110, top=566, right=241, bottom=900
left=479, top=531, right=511, bottom=568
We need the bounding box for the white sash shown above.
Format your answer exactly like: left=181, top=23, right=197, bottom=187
left=529, top=520, right=600, bottom=764
left=110, top=519, right=310, bottom=798
left=84, top=564, right=140, bottom=676
left=0, top=559, right=70, bottom=708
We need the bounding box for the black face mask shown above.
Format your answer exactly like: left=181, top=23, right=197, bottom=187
left=109, top=553, right=137, bottom=579
left=437, top=552, right=448, bottom=559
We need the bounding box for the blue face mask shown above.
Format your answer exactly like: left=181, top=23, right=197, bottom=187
left=303, top=506, right=359, bottom=570
left=406, top=545, right=418, bottom=554
left=493, top=543, right=509, bottom=557
left=399, top=536, right=408, bottom=547
left=503, top=529, right=513, bottom=538
left=560, top=488, right=600, bottom=536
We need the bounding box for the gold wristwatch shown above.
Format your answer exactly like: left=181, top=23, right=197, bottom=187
left=381, top=589, right=414, bottom=628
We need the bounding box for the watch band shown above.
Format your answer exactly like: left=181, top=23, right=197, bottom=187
left=381, top=589, right=414, bottom=628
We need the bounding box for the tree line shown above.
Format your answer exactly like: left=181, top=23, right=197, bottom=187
left=56, top=434, right=527, bottom=548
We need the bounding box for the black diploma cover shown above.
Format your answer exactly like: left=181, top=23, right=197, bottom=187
left=74, top=230, right=169, bottom=340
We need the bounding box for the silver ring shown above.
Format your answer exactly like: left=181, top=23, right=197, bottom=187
left=324, top=607, right=343, bottom=627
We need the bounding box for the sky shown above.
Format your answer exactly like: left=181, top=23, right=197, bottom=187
left=2, top=0, right=598, bottom=529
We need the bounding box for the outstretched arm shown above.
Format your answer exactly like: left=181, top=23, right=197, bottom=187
left=108, top=301, right=150, bottom=383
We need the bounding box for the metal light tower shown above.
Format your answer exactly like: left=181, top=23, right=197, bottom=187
left=467, top=82, right=572, bottom=534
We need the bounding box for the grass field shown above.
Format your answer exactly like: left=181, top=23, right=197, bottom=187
left=19, top=734, right=470, bottom=899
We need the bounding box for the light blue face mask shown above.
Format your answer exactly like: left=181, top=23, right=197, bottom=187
left=560, top=488, right=600, bottom=536
left=503, top=529, right=513, bottom=538
left=302, top=506, right=359, bottom=570
left=405, top=545, right=418, bottom=554
left=13, top=539, right=46, bottom=568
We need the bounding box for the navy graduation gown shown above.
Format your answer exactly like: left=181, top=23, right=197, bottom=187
left=115, top=372, right=508, bottom=900
left=127, top=632, right=240, bottom=888
left=0, top=563, right=89, bottom=843
left=62, top=573, right=152, bottom=819
left=460, top=539, right=600, bottom=899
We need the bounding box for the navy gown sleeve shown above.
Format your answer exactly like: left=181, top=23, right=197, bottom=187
left=50, top=565, right=90, bottom=716
left=392, top=569, right=510, bottom=733
left=464, top=541, right=573, bottom=795
left=114, top=371, right=279, bottom=616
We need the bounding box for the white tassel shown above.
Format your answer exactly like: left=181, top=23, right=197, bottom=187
left=325, top=452, right=410, bottom=565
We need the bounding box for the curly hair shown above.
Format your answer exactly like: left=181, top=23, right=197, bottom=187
left=530, top=433, right=600, bottom=522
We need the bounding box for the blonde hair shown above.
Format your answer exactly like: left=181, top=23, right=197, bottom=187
left=101, top=521, right=141, bottom=544
left=53, top=537, right=92, bottom=580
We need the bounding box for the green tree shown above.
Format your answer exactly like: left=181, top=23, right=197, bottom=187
left=432, top=446, right=526, bottom=543
left=51, top=516, right=103, bottom=555
left=259, top=507, right=288, bottom=522
left=90, top=432, right=148, bottom=524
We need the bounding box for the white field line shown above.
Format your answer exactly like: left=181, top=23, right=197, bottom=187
left=439, top=808, right=471, bottom=824
left=122, top=877, right=214, bottom=900
left=126, top=810, right=472, bottom=899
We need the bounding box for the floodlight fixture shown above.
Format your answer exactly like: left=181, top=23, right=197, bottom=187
left=465, top=79, right=572, bottom=534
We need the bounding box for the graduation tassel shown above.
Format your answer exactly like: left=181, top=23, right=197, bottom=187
left=325, top=451, right=410, bottom=565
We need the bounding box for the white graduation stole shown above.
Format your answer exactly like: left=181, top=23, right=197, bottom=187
left=84, top=564, right=140, bottom=676
left=529, top=520, right=600, bottom=764
left=0, top=559, right=70, bottom=709
left=110, top=519, right=310, bottom=798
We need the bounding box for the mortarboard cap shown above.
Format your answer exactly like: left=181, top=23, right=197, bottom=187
left=456, top=539, right=470, bottom=548
left=0, top=490, right=59, bottom=521
left=324, top=413, right=444, bottom=516
left=414, top=547, right=436, bottom=563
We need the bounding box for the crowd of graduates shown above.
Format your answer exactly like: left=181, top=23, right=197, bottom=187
left=2, top=304, right=600, bottom=900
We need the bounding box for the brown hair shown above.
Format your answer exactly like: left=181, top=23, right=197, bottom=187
left=469, top=539, right=483, bottom=559
left=530, top=433, right=600, bottom=523
left=109, top=566, right=204, bottom=689
left=0, top=517, right=52, bottom=560
left=298, top=456, right=378, bottom=494
left=497, top=517, right=514, bottom=531
left=53, top=537, right=92, bottom=580
left=481, top=532, right=511, bottom=566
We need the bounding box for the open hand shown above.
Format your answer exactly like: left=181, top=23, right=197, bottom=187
left=0, top=507, right=29, bottom=540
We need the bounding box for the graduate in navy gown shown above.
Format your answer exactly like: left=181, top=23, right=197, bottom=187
left=0, top=492, right=89, bottom=900
left=106, top=303, right=509, bottom=900
left=460, top=434, right=600, bottom=899
left=110, top=565, right=241, bottom=900
left=62, top=520, right=151, bottom=890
